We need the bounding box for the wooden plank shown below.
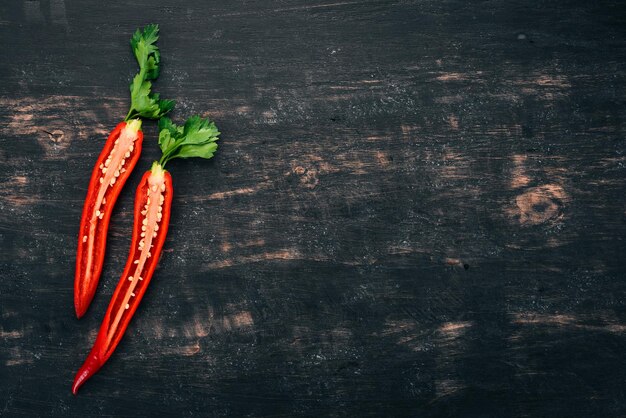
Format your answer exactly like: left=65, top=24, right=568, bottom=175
left=1, top=0, right=625, bottom=416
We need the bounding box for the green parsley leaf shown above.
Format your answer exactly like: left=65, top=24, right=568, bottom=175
left=176, top=142, right=219, bottom=160
left=182, top=116, right=220, bottom=145
left=157, top=116, right=220, bottom=167
left=130, top=24, right=159, bottom=59
left=125, top=24, right=174, bottom=121
left=157, top=117, right=180, bottom=154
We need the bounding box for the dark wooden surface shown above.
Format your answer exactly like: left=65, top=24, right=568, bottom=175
left=1, top=0, right=626, bottom=416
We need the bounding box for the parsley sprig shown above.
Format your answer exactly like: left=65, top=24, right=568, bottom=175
left=125, top=24, right=175, bottom=121
left=157, top=116, right=220, bottom=168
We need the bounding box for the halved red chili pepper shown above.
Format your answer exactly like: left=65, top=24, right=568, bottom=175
left=74, top=24, right=174, bottom=318
left=75, top=120, right=143, bottom=318
left=73, top=116, right=219, bottom=394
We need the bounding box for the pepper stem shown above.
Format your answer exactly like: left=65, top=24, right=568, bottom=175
left=150, top=160, right=165, bottom=175
left=125, top=118, right=142, bottom=132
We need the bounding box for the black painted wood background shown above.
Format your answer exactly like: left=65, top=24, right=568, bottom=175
left=1, top=0, right=626, bottom=416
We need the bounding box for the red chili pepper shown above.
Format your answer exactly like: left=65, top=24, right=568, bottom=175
left=73, top=116, right=220, bottom=394
left=74, top=24, right=174, bottom=318
left=74, top=120, right=143, bottom=318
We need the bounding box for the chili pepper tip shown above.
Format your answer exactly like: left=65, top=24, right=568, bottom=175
left=72, top=352, right=102, bottom=395
left=75, top=303, right=86, bottom=319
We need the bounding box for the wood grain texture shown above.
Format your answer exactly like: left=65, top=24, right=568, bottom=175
left=1, top=0, right=626, bottom=416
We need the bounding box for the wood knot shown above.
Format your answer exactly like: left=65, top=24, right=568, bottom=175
left=291, top=165, right=318, bottom=189
left=511, top=184, right=567, bottom=226
left=44, top=129, right=65, bottom=143
left=38, top=127, right=71, bottom=159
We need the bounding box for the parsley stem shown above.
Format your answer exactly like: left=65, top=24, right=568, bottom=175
left=124, top=108, right=135, bottom=121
